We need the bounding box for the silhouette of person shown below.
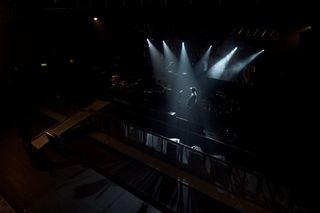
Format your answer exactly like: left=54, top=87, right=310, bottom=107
left=187, top=87, right=197, bottom=110
left=187, top=87, right=198, bottom=123
left=187, top=87, right=204, bottom=134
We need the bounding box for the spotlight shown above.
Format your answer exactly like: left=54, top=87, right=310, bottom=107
left=146, top=39, right=151, bottom=47
left=300, top=26, right=312, bottom=32
left=93, top=17, right=98, bottom=21
left=168, top=112, right=176, bottom=116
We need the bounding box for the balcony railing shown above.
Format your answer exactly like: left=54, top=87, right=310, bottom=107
left=93, top=112, right=306, bottom=213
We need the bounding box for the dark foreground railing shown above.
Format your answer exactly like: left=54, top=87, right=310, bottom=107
left=92, top=112, right=306, bottom=213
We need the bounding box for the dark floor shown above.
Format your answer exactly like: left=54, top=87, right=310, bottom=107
left=0, top=109, right=240, bottom=213
left=0, top=114, right=160, bottom=213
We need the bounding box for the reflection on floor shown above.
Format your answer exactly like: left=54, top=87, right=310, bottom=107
left=30, top=165, right=160, bottom=213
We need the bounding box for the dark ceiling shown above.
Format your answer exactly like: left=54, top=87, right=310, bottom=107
left=1, top=0, right=316, bottom=26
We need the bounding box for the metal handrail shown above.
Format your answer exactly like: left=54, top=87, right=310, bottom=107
left=94, top=112, right=303, bottom=212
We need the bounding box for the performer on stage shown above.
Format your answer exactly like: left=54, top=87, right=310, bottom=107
left=187, top=87, right=198, bottom=123
left=187, top=87, right=197, bottom=110
left=186, top=87, right=204, bottom=134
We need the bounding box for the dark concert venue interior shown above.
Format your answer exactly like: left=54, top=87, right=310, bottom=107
left=0, top=1, right=318, bottom=213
